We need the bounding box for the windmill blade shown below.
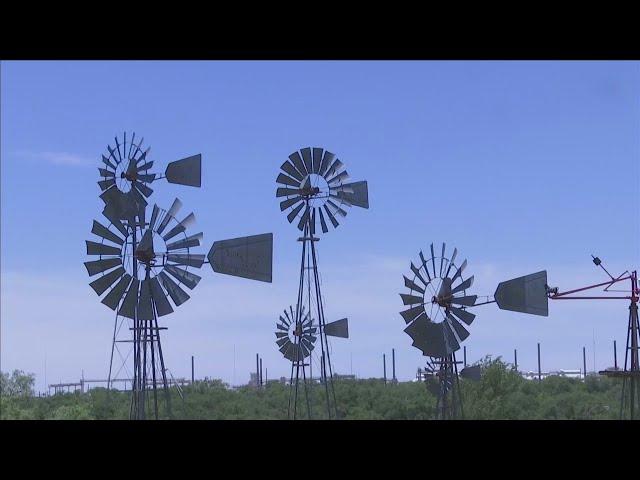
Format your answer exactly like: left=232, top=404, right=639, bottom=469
left=297, top=205, right=310, bottom=231
left=310, top=208, right=316, bottom=235
left=303, top=335, right=317, bottom=345
left=117, top=278, right=140, bottom=319
left=277, top=322, right=288, bottom=332
left=446, top=313, right=470, bottom=342
left=165, top=264, right=202, bottom=290
left=156, top=198, right=183, bottom=235
left=300, top=147, right=313, bottom=174
left=107, top=145, right=119, bottom=165
left=494, top=270, right=549, bottom=316
left=400, top=304, right=426, bottom=324
left=159, top=271, right=190, bottom=307
left=451, top=259, right=467, bottom=283
left=149, top=276, right=174, bottom=317
left=326, top=199, right=347, bottom=217
left=290, top=202, right=306, bottom=224
left=281, top=312, right=291, bottom=327
left=166, top=232, right=203, bottom=251
left=277, top=187, right=302, bottom=198
left=86, top=241, right=121, bottom=256
left=449, top=306, right=476, bottom=326
left=98, top=179, right=116, bottom=191
left=98, top=168, right=114, bottom=178
left=460, top=365, right=482, bottom=381
left=451, top=275, right=474, bottom=296
left=280, top=160, right=304, bottom=181
left=323, top=158, right=343, bottom=180
left=404, top=275, right=425, bottom=295
left=319, top=151, right=335, bottom=177
left=430, top=243, right=437, bottom=279
left=440, top=243, right=446, bottom=277
left=318, top=208, right=329, bottom=233
left=149, top=204, right=160, bottom=231
left=311, top=147, right=323, bottom=174
left=327, top=170, right=350, bottom=186
left=134, top=181, right=154, bottom=198
left=410, top=262, right=428, bottom=287
left=102, top=154, right=117, bottom=170
left=445, top=248, right=458, bottom=278
left=285, top=307, right=293, bottom=325
left=276, top=173, right=301, bottom=188
left=276, top=337, right=289, bottom=348
left=400, top=293, right=424, bottom=306
left=137, top=174, right=156, bottom=184
left=101, top=274, right=132, bottom=311
left=114, top=135, right=123, bottom=162
left=404, top=313, right=447, bottom=358
left=101, top=206, right=129, bottom=237
left=419, top=251, right=432, bottom=283
left=163, top=212, right=196, bottom=242
left=275, top=331, right=288, bottom=340
left=324, top=318, right=348, bottom=338
left=84, top=258, right=122, bottom=277
left=289, top=151, right=308, bottom=177
left=137, top=160, right=154, bottom=172
left=207, top=233, right=273, bottom=283
left=450, top=295, right=477, bottom=307
left=280, top=196, right=303, bottom=211
left=136, top=229, right=154, bottom=259
left=322, top=205, right=339, bottom=228
left=443, top=321, right=460, bottom=353
left=91, top=220, right=124, bottom=246
left=167, top=253, right=205, bottom=268
left=89, top=266, right=126, bottom=295
left=335, top=181, right=369, bottom=209
left=137, top=279, right=155, bottom=321
left=165, top=154, right=201, bottom=187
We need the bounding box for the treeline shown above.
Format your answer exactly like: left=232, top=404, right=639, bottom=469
left=0, top=358, right=625, bottom=420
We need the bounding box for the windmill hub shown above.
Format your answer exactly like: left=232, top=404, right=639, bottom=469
left=121, top=170, right=138, bottom=182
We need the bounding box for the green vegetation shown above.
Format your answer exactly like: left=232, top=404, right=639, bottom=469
left=0, top=358, right=624, bottom=420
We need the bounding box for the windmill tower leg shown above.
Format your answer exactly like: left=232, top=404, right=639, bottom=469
left=620, top=298, right=639, bottom=419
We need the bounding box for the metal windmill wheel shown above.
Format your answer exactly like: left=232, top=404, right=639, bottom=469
left=85, top=197, right=205, bottom=318
left=275, top=305, right=318, bottom=362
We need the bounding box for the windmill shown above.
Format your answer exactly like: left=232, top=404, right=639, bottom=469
left=276, top=147, right=368, bottom=419
left=399, top=243, right=482, bottom=419
left=86, top=132, right=273, bottom=420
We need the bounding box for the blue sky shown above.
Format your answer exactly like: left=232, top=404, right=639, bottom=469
left=1, top=61, right=639, bottom=392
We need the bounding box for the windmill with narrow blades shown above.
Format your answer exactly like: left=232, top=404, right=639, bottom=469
left=276, top=147, right=368, bottom=420
left=85, top=132, right=273, bottom=420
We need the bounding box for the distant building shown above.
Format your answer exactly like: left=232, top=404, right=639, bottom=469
left=520, top=369, right=583, bottom=380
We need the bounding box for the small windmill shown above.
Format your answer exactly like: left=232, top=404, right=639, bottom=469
left=276, top=147, right=368, bottom=419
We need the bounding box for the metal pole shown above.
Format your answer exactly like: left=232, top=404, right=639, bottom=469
left=256, top=353, right=259, bottom=388
left=260, top=358, right=263, bottom=387
left=614, top=340, right=618, bottom=370
left=514, top=349, right=518, bottom=371
left=392, top=348, right=396, bottom=383
left=383, top=353, right=387, bottom=385
left=537, top=343, right=542, bottom=382
left=191, top=355, right=194, bottom=384
left=583, top=346, right=587, bottom=380
left=463, top=346, right=467, bottom=367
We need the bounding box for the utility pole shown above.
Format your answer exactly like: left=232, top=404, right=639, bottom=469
left=583, top=346, right=587, bottom=381
left=392, top=348, right=397, bottom=384
left=514, top=349, right=518, bottom=371
left=614, top=340, right=618, bottom=370
left=191, top=355, right=195, bottom=384
left=383, top=353, right=387, bottom=385
left=537, top=343, right=542, bottom=382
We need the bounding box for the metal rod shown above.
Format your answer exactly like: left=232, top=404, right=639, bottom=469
left=514, top=349, right=518, bottom=371
left=614, top=340, right=618, bottom=370
left=383, top=353, right=387, bottom=385
left=583, top=346, right=587, bottom=381
left=537, top=343, right=542, bottom=382
left=191, top=355, right=195, bottom=384
left=550, top=276, right=631, bottom=299
left=392, top=348, right=396, bottom=383
left=464, top=346, right=467, bottom=367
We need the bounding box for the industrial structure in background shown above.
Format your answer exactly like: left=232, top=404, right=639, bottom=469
left=84, top=132, right=273, bottom=420
left=276, top=147, right=369, bottom=419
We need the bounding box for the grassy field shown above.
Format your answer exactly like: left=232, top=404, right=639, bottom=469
left=0, top=358, right=627, bottom=420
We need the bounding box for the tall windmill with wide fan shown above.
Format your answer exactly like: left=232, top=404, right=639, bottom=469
left=86, top=132, right=273, bottom=420
left=276, top=147, right=368, bottom=419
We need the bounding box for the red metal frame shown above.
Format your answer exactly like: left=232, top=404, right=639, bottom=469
left=549, top=271, right=639, bottom=301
